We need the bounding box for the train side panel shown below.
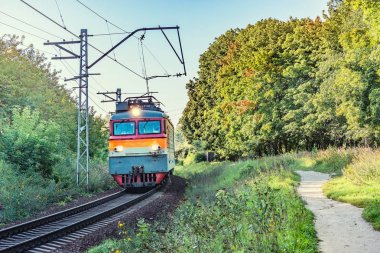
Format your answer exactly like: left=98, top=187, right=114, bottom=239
left=166, top=119, right=175, bottom=172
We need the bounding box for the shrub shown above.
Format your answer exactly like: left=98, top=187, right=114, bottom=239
left=183, top=152, right=206, bottom=165
left=0, top=107, right=62, bottom=177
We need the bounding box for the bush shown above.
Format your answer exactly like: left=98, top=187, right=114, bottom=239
left=183, top=152, right=206, bottom=166
left=87, top=158, right=115, bottom=192
left=0, top=107, right=61, bottom=177
left=0, top=160, right=67, bottom=223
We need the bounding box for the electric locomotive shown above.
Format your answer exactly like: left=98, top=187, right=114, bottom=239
left=108, top=95, right=175, bottom=188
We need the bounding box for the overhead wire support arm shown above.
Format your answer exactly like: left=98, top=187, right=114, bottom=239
left=65, top=73, right=100, bottom=82
left=160, top=28, right=183, bottom=64
left=97, top=89, right=122, bottom=103
left=177, top=28, right=186, bottom=76
left=88, top=26, right=184, bottom=71
left=20, top=0, right=144, bottom=79
left=44, top=40, right=81, bottom=45
left=44, top=41, right=80, bottom=60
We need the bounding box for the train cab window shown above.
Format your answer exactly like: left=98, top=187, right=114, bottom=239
left=113, top=122, right=135, bottom=135
left=138, top=120, right=161, bottom=134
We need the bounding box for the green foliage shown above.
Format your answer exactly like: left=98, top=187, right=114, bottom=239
left=343, top=149, right=380, bottom=184
left=292, top=147, right=380, bottom=230
left=180, top=1, right=380, bottom=159
left=91, top=157, right=318, bottom=253
left=363, top=202, right=380, bottom=230
left=87, top=158, right=115, bottom=192
left=182, top=152, right=206, bottom=166
left=0, top=36, right=113, bottom=224
left=0, top=107, right=61, bottom=177
left=311, top=149, right=355, bottom=175
left=0, top=160, right=73, bottom=223
left=0, top=35, right=108, bottom=158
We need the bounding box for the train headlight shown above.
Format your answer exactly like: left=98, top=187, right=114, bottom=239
left=151, top=144, right=161, bottom=152
left=115, top=145, right=124, bottom=152
left=131, top=107, right=141, bottom=117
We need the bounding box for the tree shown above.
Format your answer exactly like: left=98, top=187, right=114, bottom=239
left=180, top=0, right=380, bottom=159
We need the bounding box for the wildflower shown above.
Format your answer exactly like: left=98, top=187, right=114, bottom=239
left=118, top=221, right=125, bottom=229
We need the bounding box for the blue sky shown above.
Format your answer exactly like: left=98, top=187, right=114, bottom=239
left=0, top=0, right=328, bottom=125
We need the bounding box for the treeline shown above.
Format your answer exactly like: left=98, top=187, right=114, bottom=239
left=0, top=35, right=111, bottom=222
left=180, top=0, right=380, bottom=160
left=0, top=35, right=108, bottom=177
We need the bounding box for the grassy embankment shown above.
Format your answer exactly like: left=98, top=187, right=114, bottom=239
left=89, top=148, right=380, bottom=252
left=292, top=149, right=380, bottom=230
left=89, top=155, right=318, bottom=253
left=0, top=159, right=114, bottom=227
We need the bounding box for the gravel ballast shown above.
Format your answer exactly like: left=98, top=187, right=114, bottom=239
left=54, top=175, right=186, bottom=252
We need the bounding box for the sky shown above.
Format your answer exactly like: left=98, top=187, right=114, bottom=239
left=0, top=0, right=329, bottom=125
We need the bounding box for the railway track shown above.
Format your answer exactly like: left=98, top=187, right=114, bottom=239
left=0, top=187, right=159, bottom=253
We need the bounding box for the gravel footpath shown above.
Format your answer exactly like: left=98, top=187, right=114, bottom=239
left=55, top=175, right=186, bottom=252
left=296, top=170, right=380, bottom=253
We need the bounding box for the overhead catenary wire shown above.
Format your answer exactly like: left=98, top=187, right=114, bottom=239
left=138, top=33, right=150, bottom=93
left=105, top=21, right=117, bottom=60
left=89, top=32, right=129, bottom=37
left=75, top=0, right=131, bottom=34
left=1, top=33, right=56, bottom=57
left=54, top=0, right=67, bottom=29
left=0, top=9, right=131, bottom=115
left=0, top=18, right=106, bottom=114
left=56, top=47, right=109, bottom=92
left=0, top=10, right=108, bottom=95
left=0, top=17, right=85, bottom=93
left=74, top=0, right=171, bottom=78
left=20, top=0, right=145, bottom=79
left=0, top=10, right=65, bottom=40
left=143, top=43, right=169, bottom=75
left=55, top=49, right=108, bottom=101
left=0, top=20, right=47, bottom=41
left=54, top=47, right=108, bottom=114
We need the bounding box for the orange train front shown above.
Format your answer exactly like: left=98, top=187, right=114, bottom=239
left=108, top=96, right=175, bottom=188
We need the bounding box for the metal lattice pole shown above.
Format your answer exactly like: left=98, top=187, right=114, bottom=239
left=77, top=29, right=89, bottom=186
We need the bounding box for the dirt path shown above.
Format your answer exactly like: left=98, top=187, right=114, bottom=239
left=296, top=170, right=380, bottom=253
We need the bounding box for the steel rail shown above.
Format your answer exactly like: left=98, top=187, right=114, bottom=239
left=0, top=190, right=125, bottom=240
left=0, top=187, right=159, bottom=253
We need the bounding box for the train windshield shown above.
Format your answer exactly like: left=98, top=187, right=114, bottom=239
left=113, top=122, right=135, bottom=135
left=138, top=120, right=161, bottom=134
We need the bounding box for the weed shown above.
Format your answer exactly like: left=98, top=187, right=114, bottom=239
left=91, top=157, right=318, bottom=252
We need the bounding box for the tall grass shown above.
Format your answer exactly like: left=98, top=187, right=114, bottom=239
left=89, top=147, right=380, bottom=252
left=291, top=148, right=380, bottom=230
left=292, top=148, right=356, bottom=175
left=90, top=156, right=317, bottom=253
left=343, top=149, right=380, bottom=185
left=320, top=149, right=380, bottom=230
left=0, top=157, right=114, bottom=226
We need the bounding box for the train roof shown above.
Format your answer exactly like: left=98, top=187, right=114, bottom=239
left=111, top=110, right=168, bottom=120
